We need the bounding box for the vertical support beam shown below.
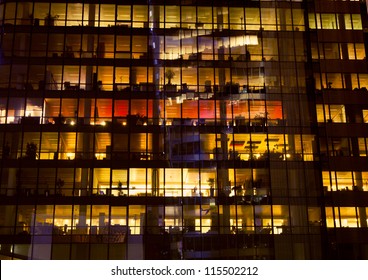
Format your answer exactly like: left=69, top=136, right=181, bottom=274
left=216, top=7, right=230, bottom=234
left=80, top=4, right=95, bottom=196
left=150, top=5, right=162, bottom=196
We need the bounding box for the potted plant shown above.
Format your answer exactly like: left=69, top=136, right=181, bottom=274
left=53, top=114, right=65, bottom=125
left=253, top=112, right=269, bottom=126
left=25, top=142, right=38, bottom=160
left=224, top=82, right=239, bottom=95
left=164, top=69, right=177, bottom=93
left=127, top=113, right=147, bottom=125
left=207, top=178, right=215, bottom=197
left=56, top=178, right=64, bottom=195
left=136, top=113, right=147, bottom=125
left=44, top=13, right=59, bottom=26
left=165, top=69, right=175, bottom=85
left=117, top=180, right=123, bottom=196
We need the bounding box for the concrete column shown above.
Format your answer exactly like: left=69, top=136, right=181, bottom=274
left=19, top=2, right=32, bottom=25
left=145, top=207, right=160, bottom=234
left=358, top=207, right=367, bottom=228
left=216, top=7, right=231, bottom=234
left=216, top=12, right=229, bottom=196
left=150, top=5, right=162, bottom=197
left=130, top=68, right=137, bottom=86
left=278, top=8, right=287, bottom=31
left=354, top=171, right=367, bottom=227
left=7, top=169, right=17, bottom=196
left=77, top=205, right=88, bottom=232
left=99, top=212, right=106, bottom=234
left=78, top=4, right=95, bottom=197
left=1, top=205, right=16, bottom=256
left=7, top=133, right=20, bottom=196
left=74, top=204, right=89, bottom=259
left=219, top=206, right=231, bottom=234
left=150, top=4, right=161, bottom=126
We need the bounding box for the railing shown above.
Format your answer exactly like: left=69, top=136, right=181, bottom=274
left=0, top=185, right=274, bottom=200
left=4, top=17, right=305, bottom=31
left=2, top=149, right=311, bottom=163
left=0, top=115, right=288, bottom=127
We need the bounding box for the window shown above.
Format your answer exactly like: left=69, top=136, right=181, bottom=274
left=261, top=8, right=276, bottom=30
left=321, top=14, right=337, bottom=29
left=363, top=110, right=368, bottom=123
left=308, top=13, right=317, bottom=29
left=355, top=44, right=365, bottom=60
left=358, top=138, right=367, bottom=156
left=229, top=7, right=243, bottom=30
left=329, top=105, right=346, bottom=122
left=245, top=8, right=260, bottom=30
left=324, top=43, right=340, bottom=59
left=66, top=4, right=82, bottom=26
left=132, top=5, right=147, bottom=28
left=165, top=6, right=180, bottom=28
left=351, top=14, right=362, bottom=30
left=117, top=5, right=131, bottom=21
left=344, top=14, right=353, bottom=30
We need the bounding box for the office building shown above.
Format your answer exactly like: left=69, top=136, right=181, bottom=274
left=0, top=0, right=367, bottom=260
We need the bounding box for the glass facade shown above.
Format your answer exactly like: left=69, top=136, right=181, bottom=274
left=0, top=0, right=367, bottom=260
